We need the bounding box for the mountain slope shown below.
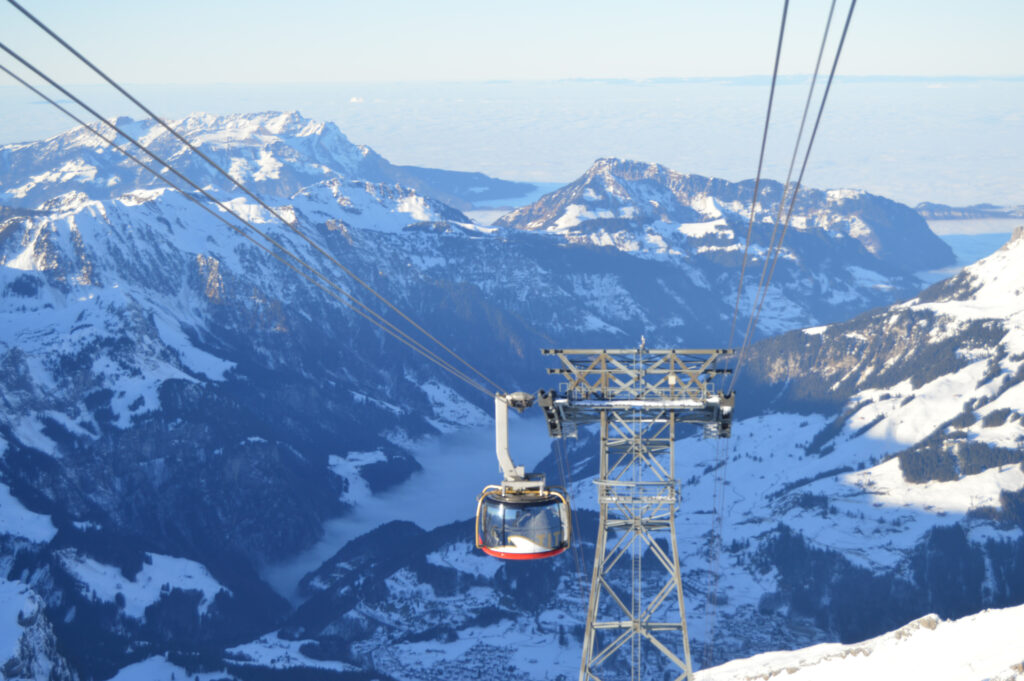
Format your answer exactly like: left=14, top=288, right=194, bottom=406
left=0, top=579, right=77, bottom=681
left=0, top=174, right=493, bottom=677
left=697, top=605, right=1024, bottom=681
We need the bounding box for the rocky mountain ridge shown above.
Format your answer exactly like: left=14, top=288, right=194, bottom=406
left=696, top=604, right=1024, bottom=681
left=915, top=201, right=1024, bottom=221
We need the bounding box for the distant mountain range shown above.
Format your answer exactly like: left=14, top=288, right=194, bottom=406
left=915, top=201, right=1024, bottom=220
left=0, top=111, right=1019, bottom=680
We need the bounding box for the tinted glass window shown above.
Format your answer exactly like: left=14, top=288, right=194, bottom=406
left=480, top=497, right=567, bottom=551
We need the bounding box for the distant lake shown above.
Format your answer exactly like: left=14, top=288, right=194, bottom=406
left=929, top=217, right=1019, bottom=265
left=940, top=232, right=1015, bottom=266
left=927, top=217, right=1022, bottom=237
left=918, top=218, right=1020, bottom=282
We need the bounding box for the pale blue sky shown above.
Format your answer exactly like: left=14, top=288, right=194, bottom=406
left=3, top=1, right=1023, bottom=206
left=1, top=0, right=1022, bottom=84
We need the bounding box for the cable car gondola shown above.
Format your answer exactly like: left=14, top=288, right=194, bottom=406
left=475, top=392, right=572, bottom=560
left=476, top=485, right=570, bottom=560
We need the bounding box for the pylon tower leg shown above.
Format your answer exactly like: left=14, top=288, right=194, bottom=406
left=541, top=347, right=733, bottom=681
left=579, top=411, right=693, bottom=681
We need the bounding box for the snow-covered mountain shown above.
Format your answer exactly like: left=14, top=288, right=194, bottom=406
left=0, top=111, right=1015, bottom=679
left=497, top=158, right=954, bottom=335
left=499, top=159, right=949, bottom=271
left=0, top=111, right=534, bottom=211
left=698, top=604, right=1024, bottom=681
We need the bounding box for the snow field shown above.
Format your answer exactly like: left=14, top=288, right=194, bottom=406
left=846, top=458, right=1024, bottom=516
left=107, top=655, right=233, bottom=681
left=697, top=604, right=1024, bottom=681
left=0, top=481, right=57, bottom=543
left=426, top=541, right=503, bottom=578
left=418, top=379, right=491, bottom=433
left=58, top=550, right=229, bottom=619
left=226, top=632, right=357, bottom=673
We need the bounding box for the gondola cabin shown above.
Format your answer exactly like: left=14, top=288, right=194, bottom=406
left=476, top=486, right=570, bottom=560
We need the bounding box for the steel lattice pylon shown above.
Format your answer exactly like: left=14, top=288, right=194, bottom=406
left=539, top=346, right=733, bottom=681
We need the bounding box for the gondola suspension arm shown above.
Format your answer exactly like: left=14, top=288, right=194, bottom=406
left=494, top=391, right=544, bottom=491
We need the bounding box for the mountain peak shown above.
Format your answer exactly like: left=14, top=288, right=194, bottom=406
left=584, top=157, right=683, bottom=184
left=1001, top=224, right=1024, bottom=250
left=496, top=158, right=953, bottom=274
left=163, top=110, right=351, bottom=146
left=587, top=156, right=645, bottom=174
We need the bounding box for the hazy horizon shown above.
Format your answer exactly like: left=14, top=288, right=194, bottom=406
left=3, top=77, right=1022, bottom=208
left=4, top=1, right=1023, bottom=83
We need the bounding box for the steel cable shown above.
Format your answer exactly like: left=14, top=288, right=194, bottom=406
left=730, top=0, right=857, bottom=395
left=773, top=0, right=838, bottom=233
left=708, top=0, right=855, bottom=667
left=727, top=0, right=790, bottom=351
left=707, top=1, right=790, bottom=667
left=554, top=436, right=588, bottom=602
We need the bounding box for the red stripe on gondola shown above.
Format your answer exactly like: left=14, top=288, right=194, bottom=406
left=479, top=545, right=567, bottom=560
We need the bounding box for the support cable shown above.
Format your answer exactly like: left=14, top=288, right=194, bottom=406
left=730, top=0, right=857, bottom=395
left=701, top=437, right=727, bottom=668
left=726, top=0, right=789, bottom=351
left=0, top=58, right=494, bottom=397
left=709, top=1, right=852, bottom=667
left=5, top=0, right=505, bottom=396
left=707, top=2, right=790, bottom=666
left=732, top=0, right=837, bottom=386
left=773, top=0, right=838, bottom=232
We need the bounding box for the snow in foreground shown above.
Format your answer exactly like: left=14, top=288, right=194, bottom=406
left=697, top=604, right=1024, bottom=681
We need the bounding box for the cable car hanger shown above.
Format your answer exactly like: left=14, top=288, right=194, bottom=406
left=476, top=392, right=571, bottom=560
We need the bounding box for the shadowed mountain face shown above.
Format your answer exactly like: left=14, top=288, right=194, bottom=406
left=0, top=113, right=1004, bottom=679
